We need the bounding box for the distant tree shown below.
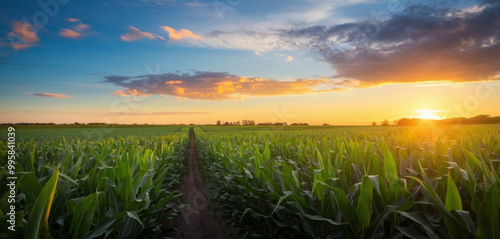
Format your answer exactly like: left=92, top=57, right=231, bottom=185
left=323, top=123, right=329, bottom=126
left=472, top=114, right=490, bottom=119
left=290, top=122, right=309, bottom=126
left=372, top=121, right=377, bottom=126
left=216, top=120, right=221, bottom=126
left=381, top=119, right=390, bottom=126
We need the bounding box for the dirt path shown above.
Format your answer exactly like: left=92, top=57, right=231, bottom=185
left=169, top=127, right=229, bottom=239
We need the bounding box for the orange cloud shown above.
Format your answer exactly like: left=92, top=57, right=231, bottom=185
left=104, top=71, right=346, bottom=100
left=75, top=23, right=90, bottom=31
left=30, top=93, right=72, bottom=99
left=111, top=90, right=130, bottom=97
left=165, top=80, right=182, bottom=84
left=111, top=88, right=149, bottom=97
left=160, top=26, right=201, bottom=40
left=60, top=19, right=90, bottom=39
left=8, top=21, right=39, bottom=50
left=59, top=29, right=81, bottom=38
left=121, top=26, right=160, bottom=41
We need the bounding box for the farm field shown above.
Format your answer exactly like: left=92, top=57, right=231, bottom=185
left=3, top=0, right=500, bottom=238
left=0, top=125, right=188, bottom=139
left=1, top=126, right=188, bottom=238
left=195, top=125, right=500, bottom=238
left=1, top=124, right=500, bottom=239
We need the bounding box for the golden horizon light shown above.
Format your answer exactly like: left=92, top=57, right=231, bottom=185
left=413, top=110, right=444, bottom=120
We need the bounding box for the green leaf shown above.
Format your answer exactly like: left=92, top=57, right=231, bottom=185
left=25, top=170, right=59, bottom=239
left=18, top=172, right=42, bottom=205
left=445, top=172, right=463, bottom=211
left=477, top=182, right=500, bottom=239
left=85, top=217, right=117, bottom=239
left=125, top=211, right=144, bottom=228
left=380, top=141, right=398, bottom=182
left=68, top=193, right=100, bottom=239
left=263, top=143, right=271, bottom=161
left=395, top=211, right=441, bottom=239
left=356, top=175, right=374, bottom=229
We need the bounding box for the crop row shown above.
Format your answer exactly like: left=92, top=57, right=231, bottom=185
left=0, top=135, right=187, bottom=239
left=197, top=126, right=500, bottom=238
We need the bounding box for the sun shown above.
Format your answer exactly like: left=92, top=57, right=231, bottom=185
left=414, top=110, right=443, bottom=120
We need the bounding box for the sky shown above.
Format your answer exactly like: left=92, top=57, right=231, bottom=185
left=0, top=0, right=499, bottom=125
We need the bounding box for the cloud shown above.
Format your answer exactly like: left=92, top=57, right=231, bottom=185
left=111, top=88, right=149, bottom=97
left=160, top=26, right=201, bottom=40
left=184, top=2, right=208, bottom=8
left=196, top=1, right=499, bottom=87
left=278, top=2, right=500, bottom=86
left=28, top=93, right=72, bottom=98
left=286, top=55, right=294, bottom=61
left=7, top=21, right=39, bottom=50
left=103, top=71, right=345, bottom=100
left=75, top=23, right=90, bottom=31
left=121, top=26, right=163, bottom=41
left=59, top=29, right=81, bottom=38
left=203, top=29, right=288, bottom=53
left=59, top=18, right=91, bottom=38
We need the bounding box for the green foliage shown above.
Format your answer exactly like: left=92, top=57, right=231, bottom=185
left=196, top=125, right=500, bottom=238
left=0, top=134, right=188, bottom=239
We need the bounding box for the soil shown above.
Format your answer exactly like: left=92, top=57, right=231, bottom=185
left=168, top=127, right=229, bottom=239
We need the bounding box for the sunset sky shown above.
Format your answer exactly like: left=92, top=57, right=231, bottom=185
left=1, top=0, right=499, bottom=125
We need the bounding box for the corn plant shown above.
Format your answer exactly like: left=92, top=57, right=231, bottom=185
left=0, top=134, right=188, bottom=239
left=196, top=125, right=500, bottom=238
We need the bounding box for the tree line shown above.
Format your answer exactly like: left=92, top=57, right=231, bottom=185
left=370, top=115, right=500, bottom=126
left=216, top=120, right=310, bottom=126
left=396, top=115, right=500, bottom=126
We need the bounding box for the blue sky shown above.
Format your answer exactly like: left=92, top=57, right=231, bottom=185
left=1, top=0, right=499, bottom=124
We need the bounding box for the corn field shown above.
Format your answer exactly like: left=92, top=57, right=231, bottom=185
left=1, top=125, right=499, bottom=238
left=197, top=125, right=500, bottom=238
left=1, top=134, right=187, bottom=239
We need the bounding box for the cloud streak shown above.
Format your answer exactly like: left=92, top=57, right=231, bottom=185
left=28, top=93, right=72, bottom=98
left=103, top=71, right=344, bottom=100
left=60, top=29, right=81, bottom=38
left=111, top=88, right=149, bottom=97
left=120, top=26, right=164, bottom=41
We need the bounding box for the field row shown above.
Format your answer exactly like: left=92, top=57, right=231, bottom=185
left=196, top=126, right=500, bottom=238
left=1, top=133, right=187, bottom=239
left=2, top=125, right=499, bottom=239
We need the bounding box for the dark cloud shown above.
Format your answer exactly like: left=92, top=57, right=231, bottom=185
left=280, top=2, right=500, bottom=85
left=103, top=71, right=345, bottom=100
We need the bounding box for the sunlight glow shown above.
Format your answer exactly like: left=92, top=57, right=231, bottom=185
left=414, top=110, right=444, bottom=120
